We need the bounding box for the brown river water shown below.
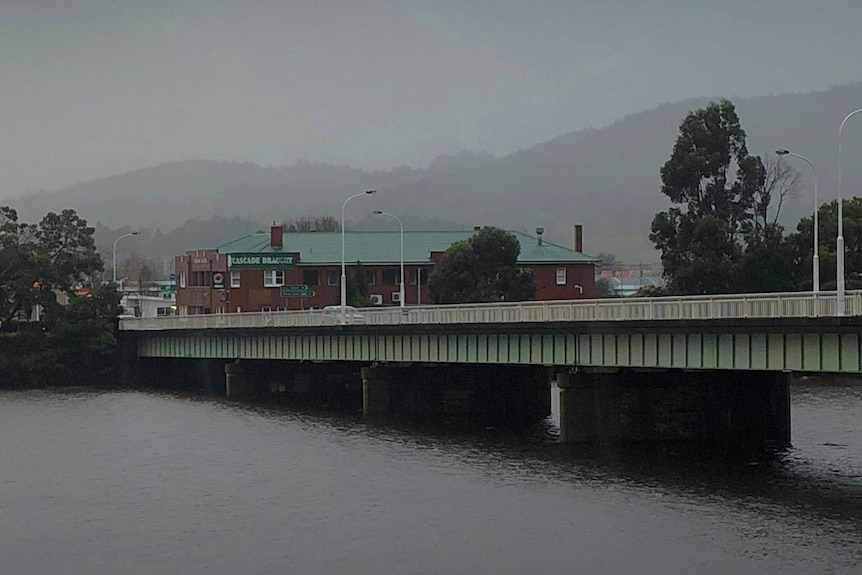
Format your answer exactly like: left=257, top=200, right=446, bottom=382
left=1, top=380, right=860, bottom=574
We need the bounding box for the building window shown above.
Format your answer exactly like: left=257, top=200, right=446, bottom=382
left=382, top=268, right=400, bottom=285
left=230, top=271, right=241, bottom=288
left=365, top=269, right=376, bottom=285
left=408, top=268, right=427, bottom=285
left=277, top=306, right=286, bottom=312
left=179, top=272, right=186, bottom=288
left=262, top=306, right=271, bottom=313
left=264, top=270, right=285, bottom=287
left=303, top=269, right=320, bottom=286
left=328, top=270, right=339, bottom=286
left=556, top=267, right=567, bottom=285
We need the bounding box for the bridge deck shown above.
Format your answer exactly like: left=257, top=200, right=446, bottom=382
left=122, top=290, right=862, bottom=332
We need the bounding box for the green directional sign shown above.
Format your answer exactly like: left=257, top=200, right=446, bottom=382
left=280, top=287, right=315, bottom=298
left=284, top=284, right=307, bottom=291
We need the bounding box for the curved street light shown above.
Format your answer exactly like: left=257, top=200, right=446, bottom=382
left=776, top=149, right=819, bottom=293
left=837, top=109, right=862, bottom=315
left=373, top=210, right=405, bottom=308
left=341, top=190, right=377, bottom=320
left=112, top=231, right=139, bottom=284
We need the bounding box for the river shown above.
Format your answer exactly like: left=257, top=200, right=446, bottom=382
left=1, top=380, right=860, bottom=574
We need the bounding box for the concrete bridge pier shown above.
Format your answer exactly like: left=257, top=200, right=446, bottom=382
left=557, top=371, right=599, bottom=443
left=225, top=359, right=255, bottom=399
left=558, top=368, right=791, bottom=449
left=361, top=366, right=391, bottom=416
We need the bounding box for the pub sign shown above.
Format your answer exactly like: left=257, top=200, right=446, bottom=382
left=227, top=253, right=299, bottom=270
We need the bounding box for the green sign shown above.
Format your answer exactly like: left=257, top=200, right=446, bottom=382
left=159, top=284, right=176, bottom=292
left=280, top=289, right=315, bottom=298
left=284, top=284, right=307, bottom=291
left=228, top=252, right=299, bottom=270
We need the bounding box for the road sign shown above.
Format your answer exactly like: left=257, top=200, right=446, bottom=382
left=284, top=284, right=308, bottom=291
left=169, top=273, right=176, bottom=281
left=280, top=287, right=315, bottom=298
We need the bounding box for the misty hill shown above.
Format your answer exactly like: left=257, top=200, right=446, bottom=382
left=7, top=83, right=862, bottom=261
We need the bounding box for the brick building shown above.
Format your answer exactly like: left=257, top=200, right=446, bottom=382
left=174, top=225, right=596, bottom=315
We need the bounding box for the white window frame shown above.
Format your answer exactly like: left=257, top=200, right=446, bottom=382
left=179, top=272, right=186, bottom=288
left=263, top=270, right=285, bottom=287
left=230, top=271, right=241, bottom=288
left=392, top=292, right=401, bottom=302
left=556, top=267, right=567, bottom=285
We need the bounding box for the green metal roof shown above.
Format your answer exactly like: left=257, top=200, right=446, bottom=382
left=217, top=230, right=597, bottom=265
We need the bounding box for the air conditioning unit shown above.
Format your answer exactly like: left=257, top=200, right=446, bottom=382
left=369, top=294, right=383, bottom=305
left=391, top=292, right=401, bottom=302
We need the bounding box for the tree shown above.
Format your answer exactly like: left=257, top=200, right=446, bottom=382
left=284, top=215, right=340, bottom=232
left=428, top=227, right=536, bottom=304
left=33, top=209, right=102, bottom=293
left=0, top=207, right=102, bottom=327
left=122, top=254, right=158, bottom=289
left=595, top=277, right=615, bottom=298
left=650, top=99, right=794, bottom=295
left=47, top=283, right=123, bottom=384
left=789, top=197, right=862, bottom=290
left=0, top=207, right=39, bottom=326
left=595, top=252, right=620, bottom=271
left=754, top=154, right=800, bottom=230
left=345, top=261, right=370, bottom=307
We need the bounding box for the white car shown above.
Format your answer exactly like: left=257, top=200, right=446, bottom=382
left=321, top=305, right=366, bottom=324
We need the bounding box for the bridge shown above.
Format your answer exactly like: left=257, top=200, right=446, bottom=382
left=121, top=291, right=862, bottom=449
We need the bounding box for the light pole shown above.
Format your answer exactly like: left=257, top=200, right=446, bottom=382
left=373, top=210, right=405, bottom=308
left=776, top=149, right=819, bottom=292
left=112, top=231, right=139, bottom=284
left=838, top=109, right=862, bottom=316
left=341, top=190, right=377, bottom=320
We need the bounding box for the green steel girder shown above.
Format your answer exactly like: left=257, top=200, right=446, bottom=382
left=130, top=318, right=862, bottom=374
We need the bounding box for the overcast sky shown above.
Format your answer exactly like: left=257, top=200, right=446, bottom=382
left=1, top=0, right=860, bottom=196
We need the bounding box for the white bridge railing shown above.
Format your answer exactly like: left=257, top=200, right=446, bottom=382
left=120, top=290, right=862, bottom=331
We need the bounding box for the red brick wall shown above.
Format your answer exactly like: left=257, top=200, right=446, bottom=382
left=224, top=264, right=435, bottom=312
left=529, top=263, right=596, bottom=300
left=178, top=258, right=596, bottom=314
left=175, top=250, right=227, bottom=314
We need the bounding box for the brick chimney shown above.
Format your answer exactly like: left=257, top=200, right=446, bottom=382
left=270, top=223, right=283, bottom=248
left=574, top=224, right=583, bottom=253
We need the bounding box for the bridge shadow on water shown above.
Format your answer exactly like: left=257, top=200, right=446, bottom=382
left=201, top=384, right=862, bottom=535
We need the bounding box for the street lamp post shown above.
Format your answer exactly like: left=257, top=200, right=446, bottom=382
left=112, top=231, right=139, bottom=284
left=373, top=210, right=405, bottom=308
left=776, top=149, right=819, bottom=293
left=341, top=190, right=377, bottom=321
left=837, top=109, right=862, bottom=316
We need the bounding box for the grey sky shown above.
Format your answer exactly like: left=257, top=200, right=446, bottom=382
left=1, top=0, right=860, bottom=196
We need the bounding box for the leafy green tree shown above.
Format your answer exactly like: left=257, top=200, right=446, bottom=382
left=789, top=198, right=862, bottom=290
left=0, top=207, right=39, bottom=326
left=650, top=99, right=797, bottom=294
left=428, top=227, right=535, bottom=304
left=0, top=206, right=122, bottom=386
left=34, top=209, right=103, bottom=293
left=1, top=207, right=103, bottom=328
left=46, top=283, right=123, bottom=384
left=345, top=261, right=370, bottom=307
